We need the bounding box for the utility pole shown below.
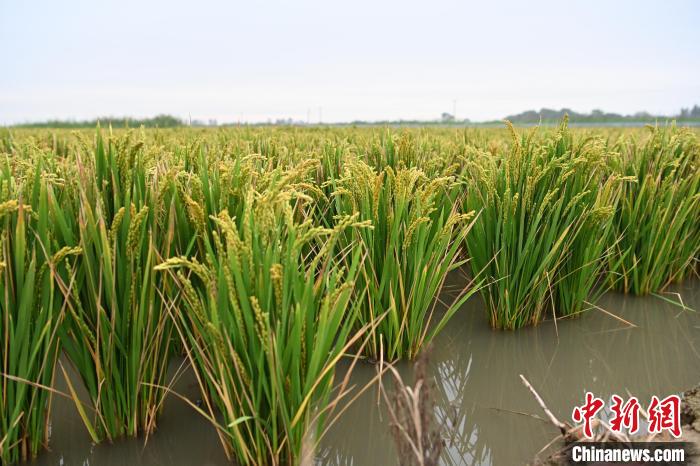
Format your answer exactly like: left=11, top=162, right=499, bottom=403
left=307, top=108, right=311, bottom=125
left=318, top=106, right=323, bottom=124
left=453, top=99, right=457, bottom=121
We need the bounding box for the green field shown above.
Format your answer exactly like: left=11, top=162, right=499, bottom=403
left=1, top=122, right=698, bottom=464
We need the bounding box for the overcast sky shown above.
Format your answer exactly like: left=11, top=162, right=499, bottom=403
left=1, top=0, right=699, bottom=124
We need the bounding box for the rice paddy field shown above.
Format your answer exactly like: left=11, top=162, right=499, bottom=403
left=1, top=121, right=699, bottom=465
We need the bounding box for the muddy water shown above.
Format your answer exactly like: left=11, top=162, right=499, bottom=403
left=31, top=278, right=700, bottom=466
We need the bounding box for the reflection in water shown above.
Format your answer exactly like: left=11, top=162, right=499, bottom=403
left=30, top=278, right=700, bottom=466
left=433, top=355, right=491, bottom=466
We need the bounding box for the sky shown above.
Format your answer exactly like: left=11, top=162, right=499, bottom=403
left=1, top=0, right=699, bottom=124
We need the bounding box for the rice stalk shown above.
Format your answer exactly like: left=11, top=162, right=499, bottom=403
left=157, top=187, right=366, bottom=465
left=606, top=125, right=700, bottom=294
left=332, top=160, right=478, bottom=360
left=0, top=187, right=78, bottom=463
left=462, top=119, right=622, bottom=329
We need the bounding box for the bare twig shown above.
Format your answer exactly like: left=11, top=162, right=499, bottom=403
left=519, top=374, right=569, bottom=434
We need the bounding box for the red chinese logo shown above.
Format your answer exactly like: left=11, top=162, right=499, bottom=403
left=572, top=392, right=605, bottom=438
left=610, top=395, right=641, bottom=435
left=572, top=393, right=682, bottom=438
left=647, top=395, right=682, bottom=438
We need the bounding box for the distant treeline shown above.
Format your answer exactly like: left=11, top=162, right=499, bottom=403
left=504, top=105, right=700, bottom=124
left=8, top=105, right=700, bottom=128
left=15, top=114, right=184, bottom=128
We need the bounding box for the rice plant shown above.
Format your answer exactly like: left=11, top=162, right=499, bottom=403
left=331, top=160, right=478, bottom=360
left=606, top=125, right=700, bottom=294
left=0, top=192, right=79, bottom=463
left=463, top=120, right=622, bottom=329
left=157, top=186, right=366, bottom=465
left=51, top=131, right=178, bottom=441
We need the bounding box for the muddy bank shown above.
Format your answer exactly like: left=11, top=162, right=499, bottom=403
left=682, top=385, right=700, bottom=433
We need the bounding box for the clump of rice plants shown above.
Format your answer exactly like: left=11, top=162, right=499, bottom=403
left=463, top=120, right=621, bottom=329
left=331, top=160, right=477, bottom=360
left=0, top=194, right=79, bottom=463
left=52, top=132, right=178, bottom=441
left=157, top=186, right=366, bottom=465
left=606, top=126, right=700, bottom=294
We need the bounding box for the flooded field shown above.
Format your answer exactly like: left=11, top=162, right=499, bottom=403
left=31, top=277, right=700, bottom=466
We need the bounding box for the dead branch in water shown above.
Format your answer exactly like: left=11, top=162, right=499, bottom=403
left=380, top=350, right=444, bottom=466
left=519, top=375, right=570, bottom=435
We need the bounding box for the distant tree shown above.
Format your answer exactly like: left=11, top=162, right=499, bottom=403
left=145, top=114, right=182, bottom=127
left=502, top=105, right=700, bottom=123
left=14, top=114, right=184, bottom=129
left=441, top=112, right=455, bottom=122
